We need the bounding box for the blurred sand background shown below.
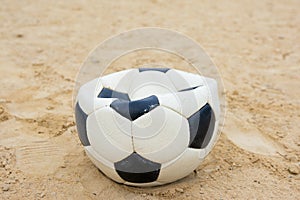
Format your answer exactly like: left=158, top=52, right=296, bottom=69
left=0, top=0, right=299, bottom=199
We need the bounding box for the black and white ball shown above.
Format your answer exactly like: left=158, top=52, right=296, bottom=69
left=75, top=68, right=220, bottom=186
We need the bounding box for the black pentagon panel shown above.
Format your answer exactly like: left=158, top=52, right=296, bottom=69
left=98, top=88, right=130, bottom=101
left=188, top=103, right=215, bottom=149
left=138, top=68, right=170, bottom=73
left=128, top=95, right=159, bottom=120
left=178, top=85, right=201, bottom=92
left=114, top=152, right=161, bottom=183
left=110, top=95, right=159, bottom=121
left=75, top=102, right=90, bottom=146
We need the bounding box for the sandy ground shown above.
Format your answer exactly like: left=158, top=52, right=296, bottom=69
left=0, top=0, right=300, bottom=199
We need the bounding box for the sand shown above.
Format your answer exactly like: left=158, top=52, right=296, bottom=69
left=0, top=0, right=299, bottom=199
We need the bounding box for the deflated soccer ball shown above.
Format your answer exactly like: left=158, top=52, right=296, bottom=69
left=75, top=68, right=220, bottom=186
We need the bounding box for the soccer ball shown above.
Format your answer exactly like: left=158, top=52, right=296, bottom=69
left=75, top=68, right=220, bottom=186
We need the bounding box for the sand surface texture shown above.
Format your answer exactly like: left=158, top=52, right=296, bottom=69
left=0, top=0, right=299, bottom=199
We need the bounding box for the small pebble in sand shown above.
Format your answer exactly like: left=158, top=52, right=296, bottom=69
left=2, top=184, right=10, bottom=192
left=175, top=188, right=184, bottom=193
left=288, top=164, right=299, bottom=175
